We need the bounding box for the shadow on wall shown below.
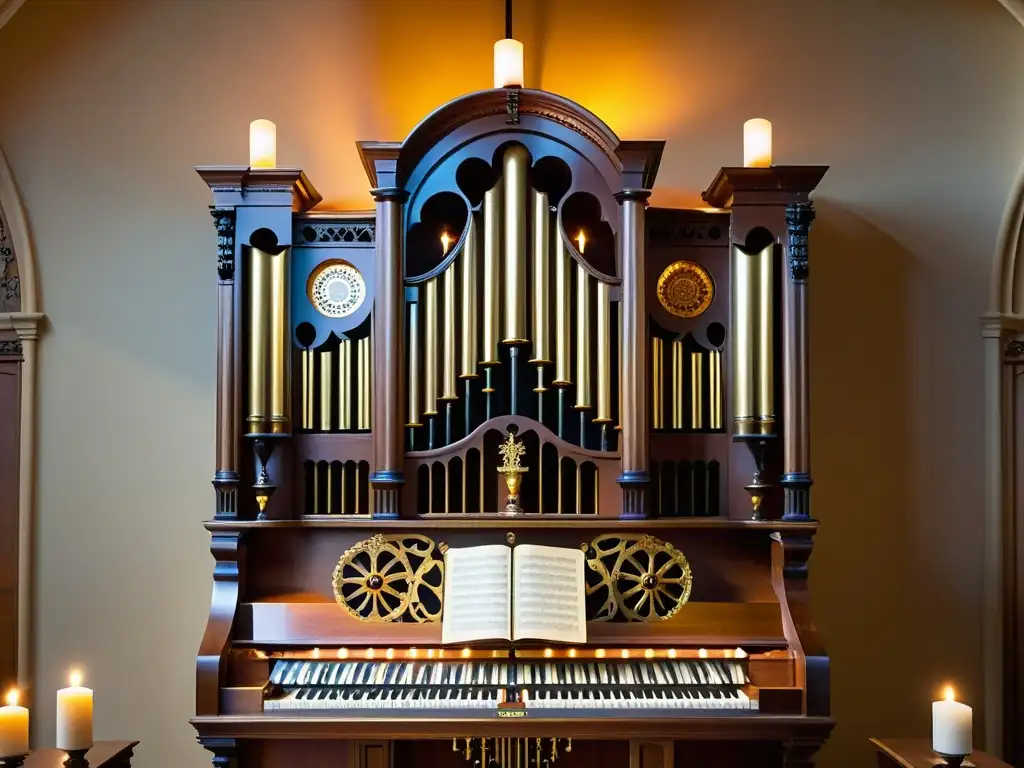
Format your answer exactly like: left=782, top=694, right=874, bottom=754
left=809, top=201, right=932, bottom=767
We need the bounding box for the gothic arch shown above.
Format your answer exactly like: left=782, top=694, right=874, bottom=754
left=0, top=141, right=42, bottom=699
left=984, top=4, right=1024, bottom=761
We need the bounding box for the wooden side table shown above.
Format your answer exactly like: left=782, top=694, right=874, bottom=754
left=22, top=742, right=138, bottom=768
left=872, top=738, right=1013, bottom=768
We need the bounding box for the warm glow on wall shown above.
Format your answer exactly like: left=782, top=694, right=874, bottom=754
left=249, top=119, right=277, bottom=169
left=494, top=38, right=524, bottom=88
left=743, top=118, right=772, bottom=167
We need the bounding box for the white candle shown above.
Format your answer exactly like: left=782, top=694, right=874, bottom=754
left=249, top=119, right=277, bottom=169
left=0, top=689, right=28, bottom=757
left=56, top=670, right=93, bottom=751
left=932, top=685, right=972, bottom=756
left=493, top=38, right=524, bottom=88
left=743, top=118, right=773, bottom=168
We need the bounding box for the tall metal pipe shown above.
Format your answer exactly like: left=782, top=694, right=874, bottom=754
left=503, top=145, right=529, bottom=344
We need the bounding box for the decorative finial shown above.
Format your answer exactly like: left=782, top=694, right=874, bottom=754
left=497, top=428, right=529, bottom=516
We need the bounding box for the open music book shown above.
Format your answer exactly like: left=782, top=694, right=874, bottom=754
left=440, top=544, right=587, bottom=645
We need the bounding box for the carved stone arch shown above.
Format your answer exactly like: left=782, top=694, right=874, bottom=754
left=0, top=142, right=42, bottom=702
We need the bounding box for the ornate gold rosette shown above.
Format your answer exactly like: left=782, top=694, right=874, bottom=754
left=308, top=260, right=366, bottom=318
left=656, top=260, right=714, bottom=318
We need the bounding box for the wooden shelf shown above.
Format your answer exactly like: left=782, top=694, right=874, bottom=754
left=205, top=517, right=818, bottom=533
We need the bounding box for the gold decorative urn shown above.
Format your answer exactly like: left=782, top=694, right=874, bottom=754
left=497, top=428, right=529, bottom=516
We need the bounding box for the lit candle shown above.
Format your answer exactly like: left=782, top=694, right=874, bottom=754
left=493, top=38, right=524, bottom=88
left=0, top=689, right=28, bottom=757
left=56, top=670, right=93, bottom=752
left=932, top=686, right=972, bottom=756
left=575, top=230, right=587, bottom=255
left=249, top=119, right=277, bottom=169
left=743, top=118, right=772, bottom=168
left=440, top=231, right=452, bottom=256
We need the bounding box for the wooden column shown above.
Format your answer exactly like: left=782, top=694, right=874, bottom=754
left=370, top=187, right=408, bottom=518
left=211, top=208, right=239, bottom=518
left=781, top=202, right=815, bottom=521
left=616, top=189, right=651, bottom=519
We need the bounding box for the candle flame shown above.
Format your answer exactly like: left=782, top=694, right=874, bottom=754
left=312, top=647, right=320, bottom=659
left=944, top=685, right=956, bottom=702
left=69, top=669, right=83, bottom=687
left=4, top=689, right=18, bottom=706
left=440, top=231, right=452, bottom=257
left=337, top=648, right=349, bottom=659
left=698, top=648, right=708, bottom=659
left=575, top=231, right=587, bottom=254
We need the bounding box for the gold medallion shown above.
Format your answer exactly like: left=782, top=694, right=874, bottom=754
left=656, top=260, right=714, bottom=318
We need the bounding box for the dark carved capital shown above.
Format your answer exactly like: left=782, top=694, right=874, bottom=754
left=614, top=189, right=653, bottom=204
left=0, top=339, right=22, bottom=356
left=785, top=201, right=815, bottom=281
left=506, top=88, right=520, bottom=125
left=211, top=208, right=236, bottom=282
left=200, top=737, right=238, bottom=768
left=371, top=187, right=409, bottom=203
left=1005, top=339, right=1024, bottom=363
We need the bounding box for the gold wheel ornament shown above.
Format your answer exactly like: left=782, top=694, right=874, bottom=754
left=656, top=260, right=714, bottom=318
left=332, top=534, right=445, bottom=622
left=585, top=534, right=692, bottom=621
left=308, top=260, right=367, bottom=318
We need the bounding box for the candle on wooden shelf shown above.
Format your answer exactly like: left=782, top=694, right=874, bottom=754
left=249, top=119, right=277, bottom=169
left=0, top=689, right=28, bottom=757
left=56, top=670, right=93, bottom=752
left=932, top=685, right=972, bottom=756
left=493, top=38, right=524, bottom=88
left=743, top=118, right=772, bottom=168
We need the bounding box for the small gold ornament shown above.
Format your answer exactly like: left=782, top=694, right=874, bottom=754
left=497, top=428, right=529, bottom=516
left=656, top=260, right=714, bottom=318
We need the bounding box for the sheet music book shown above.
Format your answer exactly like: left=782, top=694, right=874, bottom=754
left=440, top=544, right=587, bottom=645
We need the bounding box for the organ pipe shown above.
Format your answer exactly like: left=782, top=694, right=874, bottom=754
left=575, top=264, right=592, bottom=409
left=503, top=145, right=529, bottom=344
left=406, top=301, right=422, bottom=427
left=595, top=281, right=612, bottom=422
left=441, top=264, right=458, bottom=400
left=339, top=340, right=352, bottom=430
left=459, top=215, right=479, bottom=378
left=731, top=246, right=756, bottom=435
left=756, top=243, right=775, bottom=433
left=319, top=348, right=333, bottom=431
left=482, top=183, right=502, bottom=365
left=530, top=191, right=550, bottom=364
left=424, top=278, right=439, bottom=416
left=651, top=337, right=664, bottom=430
left=553, top=234, right=572, bottom=386
left=690, top=351, right=704, bottom=430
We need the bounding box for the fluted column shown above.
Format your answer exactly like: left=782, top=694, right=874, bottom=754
left=211, top=207, right=239, bottom=518
left=370, top=187, right=409, bottom=518
left=616, top=189, right=651, bottom=519
left=781, top=201, right=815, bottom=521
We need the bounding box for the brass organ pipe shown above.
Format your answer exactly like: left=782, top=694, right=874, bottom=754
left=269, top=247, right=290, bottom=433
left=300, top=349, right=310, bottom=429
left=482, top=182, right=502, bottom=365
left=339, top=340, right=352, bottom=430
left=756, top=243, right=775, bottom=433
left=530, top=191, right=550, bottom=364
left=459, top=215, right=479, bottom=377
left=710, top=349, right=723, bottom=429
left=423, top=278, right=439, bottom=415
left=575, top=264, right=592, bottom=408
left=246, top=246, right=270, bottom=433
left=732, top=245, right=756, bottom=435
left=441, top=264, right=458, bottom=400
left=691, top=351, right=704, bottom=429
left=503, top=144, right=529, bottom=344
left=651, top=338, right=664, bottom=429
left=312, top=461, right=319, bottom=514
left=671, top=340, right=683, bottom=429
left=326, top=462, right=332, bottom=515
left=320, top=348, right=333, bottom=431
left=595, top=280, right=612, bottom=421
left=357, top=336, right=371, bottom=430
left=406, top=302, right=422, bottom=427
left=553, top=235, right=572, bottom=385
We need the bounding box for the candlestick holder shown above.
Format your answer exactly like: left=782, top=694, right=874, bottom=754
left=0, top=754, right=28, bottom=768
left=935, top=753, right=974, bottom=768
left=62, top=748, right=90, bottom=768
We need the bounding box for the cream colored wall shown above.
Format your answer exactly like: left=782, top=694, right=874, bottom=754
left=0, top=0, right=1020, bottom=765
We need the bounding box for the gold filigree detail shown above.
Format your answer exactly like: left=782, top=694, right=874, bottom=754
left=584, top=534, right=692, bottom=622
left=497, top=429, right=529, bottom=516
left=656, top=260, right=714, bottom=319
left=332, top=534, right=444, bottom=622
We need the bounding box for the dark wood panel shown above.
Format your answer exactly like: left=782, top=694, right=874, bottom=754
left=0, top=359, right=20, bottom=693
left=870, top=738, right=1012, bottom=768
left=24, top=742, right=137, bottom=768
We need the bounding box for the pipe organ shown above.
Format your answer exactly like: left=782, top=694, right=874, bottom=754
left=194, top=88, right=830, bottom=768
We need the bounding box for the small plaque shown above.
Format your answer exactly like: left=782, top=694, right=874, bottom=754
left=497, top=709, right=528, bottom=718
left=308, top=260, right=366, bottom=318
left=656, top=260, right=714, bottom=318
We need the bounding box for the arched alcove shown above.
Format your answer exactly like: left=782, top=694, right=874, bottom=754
left=0, top=143, right=42, bottom=702
left=983, top=5, right=1024, bottom=755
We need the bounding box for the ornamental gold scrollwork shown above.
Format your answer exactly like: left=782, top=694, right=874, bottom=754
left=584, top=534, right=692, bottom=622
left=656, top=260, right=714, bottom=319
left=331, top=534, right=445, bottom=623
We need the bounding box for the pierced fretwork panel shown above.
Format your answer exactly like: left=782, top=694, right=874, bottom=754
left=304, top=459, right=371, bottom=515
left=650, top=459, right=721, bottom=517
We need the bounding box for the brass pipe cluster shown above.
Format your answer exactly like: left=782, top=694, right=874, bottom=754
left=299, top=337, right=371, bottom=432
left=245, top=245, right=291, bottom=434
left=453, top=736, right=571, bottom=767
left=732, top=243, right=775, bottom=435
left=310, top=460, right=366, bottom=515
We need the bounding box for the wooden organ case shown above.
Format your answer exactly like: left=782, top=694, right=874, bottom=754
left=192, top=89, right=831, bottom=768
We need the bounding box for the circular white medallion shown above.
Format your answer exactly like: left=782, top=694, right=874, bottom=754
left=308, top=261, right=366, bottom=319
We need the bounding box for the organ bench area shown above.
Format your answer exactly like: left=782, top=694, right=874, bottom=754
left=192, top=88, right=831, bottom=768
